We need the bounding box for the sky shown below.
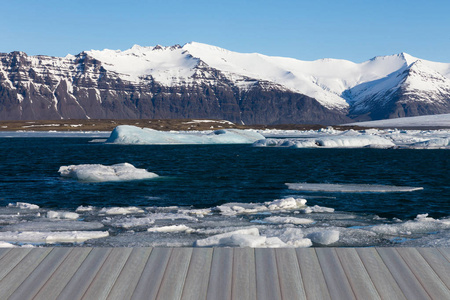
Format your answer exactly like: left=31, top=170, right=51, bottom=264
left=1, top=0, right=449, bottom=63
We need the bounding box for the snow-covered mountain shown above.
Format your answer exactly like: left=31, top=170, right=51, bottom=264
left=1, top=42, right=449, bottom=124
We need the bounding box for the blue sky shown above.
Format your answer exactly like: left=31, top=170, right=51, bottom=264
left=1, top=0, right=449, bottom=62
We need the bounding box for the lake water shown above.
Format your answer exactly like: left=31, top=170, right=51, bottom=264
left=0, top=137, right=448, bottom=247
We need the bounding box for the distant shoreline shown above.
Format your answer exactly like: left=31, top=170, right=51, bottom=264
left=1, top=119, right=448, bottom=132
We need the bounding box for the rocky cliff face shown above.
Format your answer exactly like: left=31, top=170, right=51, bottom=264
left=1, top=43, right=449, bottom=124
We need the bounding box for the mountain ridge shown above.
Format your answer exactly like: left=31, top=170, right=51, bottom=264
left=1, top=42, right=449, bottom=124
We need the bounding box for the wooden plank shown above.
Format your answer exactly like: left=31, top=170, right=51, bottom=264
left=81, top=247, right=133, bottom=300
left=232, top=247, right=256, bottom=300
left=33, top=248, right=92, bottom=300
left=181, top=248, right=213, bottom=300
left=206, top=247, right=233, bottom=300
left=0, top=248, right=10, bottom=260
left=316, top=248, right=355, bottom=300
left=356, top=248, right=405, bottom=300
left=0, top=248, right=52, bottom=299
left=8, top=248, right=72, bottom=300
left=377, top=248, right=431, bottom=300
left=396, top=248, right=450, bottom=299
left=107, top=247, right=153, bottom=300
left=296, top=248, right=331, bottom=300
left=335, top=248, right=380, bottom=300
left=417, top=248, right=450, bottom=290
left=255, top=248, right=282, bottom=300
left=131, top=247, right=172, bottom=300
left=275, top=248, right=306, bottom=300
left=156, top=248, right=193, bottom=300
left=438, top=248, right=450, bottom=262
left=0, top=248, right=32, bottom=281
left=56, top=248, right=111, bottom=300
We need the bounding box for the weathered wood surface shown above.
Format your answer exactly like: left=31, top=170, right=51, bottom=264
left=0, top=247, right=448, bottom=300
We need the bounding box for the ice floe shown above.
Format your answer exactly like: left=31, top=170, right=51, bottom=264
left=99, top=206, right=145, bottom=215
left=47, top=211, right=80, bottom=219
left=58, top=163, right=158, bottom=182
left=106, top=125, right=265, bottom=144
left=286, top=183, right=423, bottom=193
left=8, top=202, right=39, bottom=209
left=255, top=128, right=450, bottom=149
left=147, top=225, right=194, bottom=233
left=0, top=200, right=448, bottom=247
left=0, top=231, right=109, bottom=243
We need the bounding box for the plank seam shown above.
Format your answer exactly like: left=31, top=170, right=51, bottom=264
left=313, top=248, right=333, bottom=298
left=154, top=248, right=174, bottom=300
left=417, top=248, right=450, bottom=291
left=230, top=248, right=235, bottom=300
left=105, top=247, right=148, bottom=300
left=79, top=248, right=114, bottom=300
left=335, top=248, right=361, bottom=300
left=31, top=248, right=78, bottom=299
left=437, top=248, right=450, bottom=263
left=294, top=250, right=308, bottom=300
left=274, top=249, right=285, bottom=300
left=395, top=248, right=444, bottom=299
left=374, top=247, right=408, bottom=298
left=355, top=249, right=387, bottom=300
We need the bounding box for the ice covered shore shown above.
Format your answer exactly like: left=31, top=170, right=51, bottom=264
left=1, top=198, right=448, bottom=248
left=103, top=125, right=449, bottom=149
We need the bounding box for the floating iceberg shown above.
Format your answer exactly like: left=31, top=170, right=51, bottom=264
left=8, top=202, right=39, bottom=210
left=255, top=135, right=395, bottom=148
left=106, top=125, right=265, bottom=144
left=58, top=163, right=158, bottom=182
left=286, top=183, right=423, bottom=193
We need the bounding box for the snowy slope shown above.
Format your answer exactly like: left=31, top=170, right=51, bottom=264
left=86, top=42, right=450, bottom=112
left=344, top=113, right=450, bottom=128
left=1, top=42, right=450, bottom=123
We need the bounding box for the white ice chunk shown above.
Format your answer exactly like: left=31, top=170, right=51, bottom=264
left=194, top=227, right=260, bottom=247
left=76, top=205, right=94, bottom=212
left=47, top=211, right=79, bottom=220
left=370, top=214, right=450, bottom=235
left=8, top=202, right=39, bottom=209
left=300, top=205, right=335, bottom=214
left=106, top=125, right=265, bottom=145
left=287, top=238, right=313, bottom=247
left=263, top=216, right=314, bottom=225
left=266, top=197, right=307, bottom=210
left=226, top=234, right=267, bottom=247
left=256, top=135, right=395, bottom=148
left=0, top=241, right=17, bottom=247
left=100, top=206, right=145, bottom=215
left=58, top=163, right=158, bottom=182
left=287, top=183, right=423, bottom=193
left=110, top=217, right=155, bottom=228
left=216, top=203, right=268, bottom=216
left=147, top=225, right=194, bottom=233
left=0, top=231, right=109, bottom=243
left=1, top=220, right=104, bottom=231
left=307, top=230, right=340, bottom=245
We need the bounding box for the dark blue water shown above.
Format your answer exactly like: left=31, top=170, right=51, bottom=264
left=0, top=138, right=448, bottom=219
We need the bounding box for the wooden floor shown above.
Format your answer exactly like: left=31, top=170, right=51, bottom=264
left=0, top=247, right=448, bottom=300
